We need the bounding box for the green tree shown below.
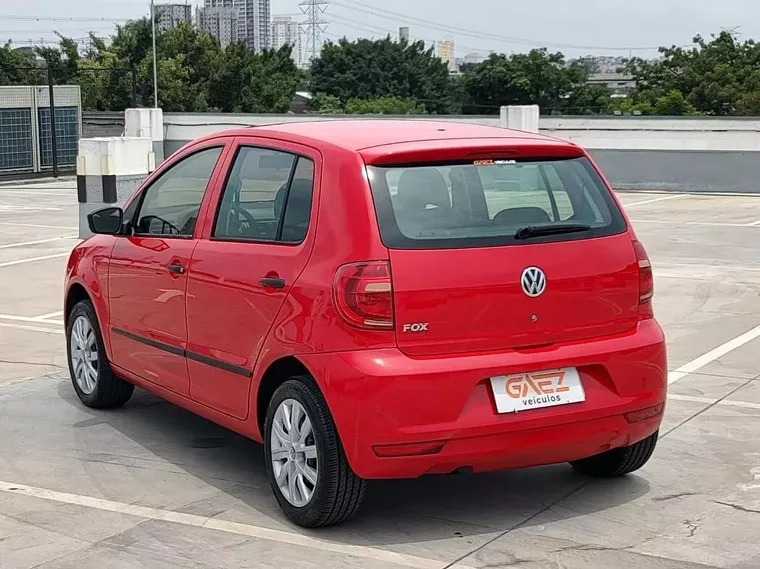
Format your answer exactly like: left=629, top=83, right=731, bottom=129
left=344, top=96, right=424, bottom=114
left=35, top=35, right=80, bottom=85
left=209, top=43, right=300, bottom=113
left=653, top=90, right=697, bottom=116
left=459, top=49, right=610, bottom=115
left=77, top=35, right=136, bottom=111
left=156, top=23, right=220, bottom=110
left=0, top=42, right=41, bottom=84
left=625, top=31, right=760, bottom=115
left=310, top=36, right=452, bottom=114
left=312, top=93, right=345, bottom=113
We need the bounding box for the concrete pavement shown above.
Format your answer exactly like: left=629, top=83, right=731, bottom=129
left=0, top=181, right=759, bottom=568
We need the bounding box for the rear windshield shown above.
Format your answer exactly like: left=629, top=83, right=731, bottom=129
left=367, top=157, right=626, bottom=249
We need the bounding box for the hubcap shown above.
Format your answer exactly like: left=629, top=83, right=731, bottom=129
left=70, top=315, right=98, bottom=395
left=270, top=399, right=318, bottom=507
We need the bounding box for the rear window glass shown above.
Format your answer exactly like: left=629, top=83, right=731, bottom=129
left=367, top=157, right=626, bottom=249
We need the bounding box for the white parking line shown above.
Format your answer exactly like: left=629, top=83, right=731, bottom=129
left=35, top=310, right=64, bottom=321
left=668, top=394, right=760, bottom=411
left=657, top=261, right=760, bottom=273
left=0, top=190, right=74, bottom=196
left=631, top=219, right=758, bottom=229
left=0, top=236, right=78, bottom=250
left=624, top=195, right=685, bottom=208
left=0, top=314, right=63, bottom=325
left=746, top=219, right=760, bottom=227
left=668, top=324, right=760, bottom=385
left=0, top=252, right=70, bottom=268
left=0, top=481, right=475, bottom=569
left=0, top=222, right=77, bottom=230
left=0, top=322, right=64, bottom=335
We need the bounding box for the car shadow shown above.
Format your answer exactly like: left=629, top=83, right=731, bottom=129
left=57, top=382, right=651, bottom=547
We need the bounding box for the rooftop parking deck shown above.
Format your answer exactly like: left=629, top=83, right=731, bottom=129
left=1, top=180, right=759, bottom=569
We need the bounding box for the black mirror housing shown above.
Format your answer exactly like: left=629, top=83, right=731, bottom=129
left=88, top=207, right=124, bottom=235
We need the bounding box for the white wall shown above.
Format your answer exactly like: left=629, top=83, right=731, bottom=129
left=540, top=117, right=760, bottom=152
left=164, top=113, right=760, bottom=153
left=161, top=113, right=760, bottom=192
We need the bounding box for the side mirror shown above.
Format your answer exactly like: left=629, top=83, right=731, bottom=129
left=88, top=207, right=124, bottom=235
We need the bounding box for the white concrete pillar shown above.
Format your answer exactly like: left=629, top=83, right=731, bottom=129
left=125, top=108, right=165, bottom=163
left=77, top=137, right=155, bottom=238
left=500, top=105, right=540, bottom=133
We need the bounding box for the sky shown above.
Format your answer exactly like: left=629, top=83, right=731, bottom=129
left=1, top=0, right=758, bottom=58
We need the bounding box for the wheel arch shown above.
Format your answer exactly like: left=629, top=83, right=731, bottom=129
left=64, top=282, right=92, bottom=326
left=255, top=355, right=314, bottom=437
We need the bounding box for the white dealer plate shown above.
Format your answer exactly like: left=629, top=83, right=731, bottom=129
left=490, top=368, right=585, bottom=414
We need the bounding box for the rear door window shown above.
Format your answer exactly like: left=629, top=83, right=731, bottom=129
left=213, top=146, right=315, bottom=244
left=367, top=157, right=626, bottom=249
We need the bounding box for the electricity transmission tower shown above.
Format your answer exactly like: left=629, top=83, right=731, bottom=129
left=299, top=0, right=329, bottom=64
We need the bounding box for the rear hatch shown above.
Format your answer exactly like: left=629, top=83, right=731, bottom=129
left=365, top=143, right=639, bottom=357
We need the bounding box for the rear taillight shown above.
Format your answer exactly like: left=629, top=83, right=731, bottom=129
left=333, top=261, right=394, bottom=330
left=633, top=240, right=654, bottom=319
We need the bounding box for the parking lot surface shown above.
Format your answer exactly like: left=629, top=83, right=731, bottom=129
left=1, top=180, right=759, bottom=569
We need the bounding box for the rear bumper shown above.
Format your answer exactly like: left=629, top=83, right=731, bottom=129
left=300, top=319, right=667, bottom=479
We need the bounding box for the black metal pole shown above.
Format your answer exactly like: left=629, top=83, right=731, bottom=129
left=131, top=69, right=138, bottom=107
left=47, top=66, right=59, bottom=179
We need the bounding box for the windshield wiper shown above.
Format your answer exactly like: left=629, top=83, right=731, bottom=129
left=514, top=223, right=591, bottom=240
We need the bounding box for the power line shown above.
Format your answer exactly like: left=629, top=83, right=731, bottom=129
left=0, top=26, right=116, bottom=34
left=327, top=13, right=494, bottom=56
left=328, top=0, right=676, bottom=52
left=0, top=14, right=136, bottom=23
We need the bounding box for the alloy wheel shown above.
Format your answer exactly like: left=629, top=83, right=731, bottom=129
left=70, top=315, right=98, bottom=394
left=270, top=398, right=319, bottom=507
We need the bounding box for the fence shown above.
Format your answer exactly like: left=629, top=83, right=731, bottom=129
left=0, top=85, right=82, bottom=175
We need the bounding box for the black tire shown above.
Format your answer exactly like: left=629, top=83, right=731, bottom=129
left=264, top=376, right=367, bottom=527
left=66, top=299, right=134, bottom=408
left=571, top=432, right=658, bottom=477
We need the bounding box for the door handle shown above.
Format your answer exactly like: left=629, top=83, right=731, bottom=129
left=260, top=277, right=286, bottom=289
left=167, top=263, right=186, bottom=275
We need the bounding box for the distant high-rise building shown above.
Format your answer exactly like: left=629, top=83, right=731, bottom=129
left=256, top=0, right=271, bottom=51
left=204, top=0, right=270, bottom=52
left=399, top=26, right=410, bottom=42
left=197, top=6, right=239, bottom=48
left=155, top=3, right=193, bottom=32
left=272, top=16, right=303, bottom=65
left=463, top=52, right=484, bottom=65
left=437, top=40, right=456, bottom=72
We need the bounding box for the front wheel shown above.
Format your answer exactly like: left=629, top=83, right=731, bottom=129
left=264, top=377, right=366, bottom=527
left=571, top=432, right=658, bottom=477
left=67, top=299, right=134, bottom=408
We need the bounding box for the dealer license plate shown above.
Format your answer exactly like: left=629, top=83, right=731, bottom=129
left=490, top=368, right=585, bottom=414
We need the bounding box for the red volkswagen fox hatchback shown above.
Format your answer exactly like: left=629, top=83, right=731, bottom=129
left=65, top=121, right=666, bottom=527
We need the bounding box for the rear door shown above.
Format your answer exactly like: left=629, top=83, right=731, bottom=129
left=366, top=151, right=639, bottom=357
left=185, top=138, right=319, bottom=419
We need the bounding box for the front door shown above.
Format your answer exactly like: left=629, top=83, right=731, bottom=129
left=186, top=140, right=319, bottom=419
left=108, top=145, right=226, bottom=396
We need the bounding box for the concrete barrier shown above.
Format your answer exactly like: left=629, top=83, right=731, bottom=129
left=125, top=108, right=165, bottom=164
left=76, top=137, right=154, bottom=238
left=146, top=109, right=760, bottom=194
left=501, top=105, right=540, bottom=133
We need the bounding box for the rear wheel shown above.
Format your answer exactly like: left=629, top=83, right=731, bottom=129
left=264, top=376, right=366, bottom=527
left=67, top=300, right=134, bottom=408
left=571, top=432, right=658, bottom=477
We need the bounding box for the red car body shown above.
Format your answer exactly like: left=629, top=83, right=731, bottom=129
left=65, top=121, right=667, bottom=481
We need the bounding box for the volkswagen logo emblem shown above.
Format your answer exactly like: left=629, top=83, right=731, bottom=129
left=521, top=267, right=546, bottom=298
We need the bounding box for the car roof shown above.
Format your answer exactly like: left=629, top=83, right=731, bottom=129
left=212, top=119, right=574, bottom=153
